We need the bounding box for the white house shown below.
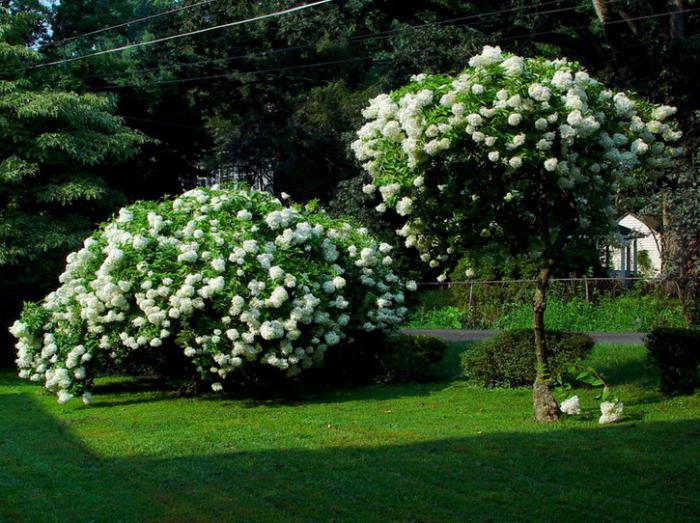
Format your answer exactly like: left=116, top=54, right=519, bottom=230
left=606, top=213, right=663, bottom=276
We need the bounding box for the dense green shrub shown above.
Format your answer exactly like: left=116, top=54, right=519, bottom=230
left=375, top=335, right=447, bottom=383
left=645, top=328, right=700, bottom=394
left=461, top=330, right=594, bottom=387
left=324, top=333, right=447, bottom=384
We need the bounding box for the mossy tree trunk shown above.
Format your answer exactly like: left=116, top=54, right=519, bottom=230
left=532, top=265, right=560, bottom=422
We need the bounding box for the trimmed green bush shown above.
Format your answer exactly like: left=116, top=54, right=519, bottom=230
left=375, top=335, right=447, bottom=383
left=461, top=329, right=594, bottom=387
left=645, top=328, right=700, bottom=394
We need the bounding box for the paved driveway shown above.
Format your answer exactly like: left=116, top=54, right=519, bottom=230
left=401, top=329, right=646, bottom=345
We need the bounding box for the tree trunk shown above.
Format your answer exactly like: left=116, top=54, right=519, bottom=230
left=532, top=266, right=560, bottom=422
left=670, top=0, right=686, bottom=40
left=661, top=193, right=697, bottom=327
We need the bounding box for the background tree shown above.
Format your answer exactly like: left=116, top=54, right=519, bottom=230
left=652, top=159, right=700, bottom=325
left=40, top=0, right=699, bottom=204
left=0, top=2, right=146, bottom=363
left=352, top=46, right=681, bottom=420
left=4, top=0, right=698, bottom=364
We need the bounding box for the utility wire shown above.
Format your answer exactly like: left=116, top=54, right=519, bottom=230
left=85, top=2, right=581, bottom=83
left=92, top=5, right=700, bottom=92
left=347, top=0, right=577, bottom=42
left=503, top=5, right=700, bottom=42
left=31, top=0, right=335, bottom=70
left=44, top=0, right=222, bottom=49
left=99, top=57, right=392, bottom=90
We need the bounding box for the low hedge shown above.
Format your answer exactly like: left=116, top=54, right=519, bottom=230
left=645, top=328, right=700, bottom=395
left=325, top=333, right=447, bottom=384
left=375, top=335, right=447, bottom=383
left=461, top=329, right=594, bottom=388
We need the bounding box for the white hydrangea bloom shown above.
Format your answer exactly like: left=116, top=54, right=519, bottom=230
left=599, top=401, right=624, bottom=424
left=560, top=395, right=581, bottom=416
left=544, top=158, right=559, bottom=171
left=396, top=197, right=414, bottom=216
left=10, top=187, right=414, bottom=403
left=352, top=45, right=680, bottom=290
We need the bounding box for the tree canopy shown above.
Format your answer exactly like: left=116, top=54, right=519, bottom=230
left=352, top=45, right=681, bottom=419
left=0, top=3, right=147, bottom=361
left=1, top=0, right=699, bottom=362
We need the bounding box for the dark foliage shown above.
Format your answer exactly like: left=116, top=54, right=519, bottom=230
left=324, top=333, right=447, bottom=384
left=462, top=329, right=594, bottom=388
left=645, top=327, right=700, bottom=395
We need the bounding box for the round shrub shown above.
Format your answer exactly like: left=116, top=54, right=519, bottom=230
left=461, top=329, right=594, bottom=387
left=645, top=328, right=700, bottom=395
left=10, top=186, right=415, bottom=403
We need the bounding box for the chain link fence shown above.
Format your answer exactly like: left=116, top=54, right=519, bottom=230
left=418, top=277, right=678, bottom=305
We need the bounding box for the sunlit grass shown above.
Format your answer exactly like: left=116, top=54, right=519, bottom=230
left=1, top=344, right=699, bottom=522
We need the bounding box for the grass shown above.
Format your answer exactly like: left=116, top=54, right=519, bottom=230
left=2, top=344, right=700, bottom=522
left=403, top=305, right=464, bottom=329
left=495, top=296, right=686, bottom=332
left=405, top=295, right=686, bottom=331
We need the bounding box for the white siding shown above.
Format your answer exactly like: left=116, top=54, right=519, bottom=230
left=609, top=214, right=662, bottom=275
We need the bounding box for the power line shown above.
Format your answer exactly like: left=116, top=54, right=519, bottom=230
left=85, top=1, right=580, bottom=83
left=99, top=57, right=392, bottom=90
left=347, top=0, right=577, bottom=42
left=503, top=5, right=700, bottom=42
left=44, top=0, right=222, bottom=49
left=92, top=5, right=700, bottom=92
left=31, top=0, right=335, bottom=70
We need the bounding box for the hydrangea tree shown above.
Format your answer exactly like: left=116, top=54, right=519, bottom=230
left=352, top=45, right=682, bottom=421
left=10, top=186, right=414, bottom=404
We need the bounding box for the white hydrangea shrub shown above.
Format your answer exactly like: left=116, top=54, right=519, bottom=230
left=352, top=45, right=682, bottom=279
left=10, top=186, right=413, bottom=403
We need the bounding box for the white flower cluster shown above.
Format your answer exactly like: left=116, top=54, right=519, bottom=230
left=352, top=46, right=682, bottom=277
left=599, top=401, right=624, bottom=424
left=11, top=186, right=414, bottom=403
left=560, top=395, right=581, bottom=416
left=559, top=395, right=624, bottom=424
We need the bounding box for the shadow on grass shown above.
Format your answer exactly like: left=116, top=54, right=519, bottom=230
left=433, top=341, right=473, bottom=380
left=211, top=380, right=456, bottom=410
left=585, top=344, right=659, bottom=389
left=1, top=391, right=699, bottom=522
left=83, top=371, right=457, bottom=409
left=92, top=376, right=182, bottom=394
left=600, top=357, right=658, bottom=388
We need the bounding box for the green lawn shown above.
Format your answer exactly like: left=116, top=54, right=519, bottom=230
left=2, top=344, right=700, bottom=522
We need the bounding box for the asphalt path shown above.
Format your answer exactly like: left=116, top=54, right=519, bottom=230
left=401, top=329, right=646, bottom=345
